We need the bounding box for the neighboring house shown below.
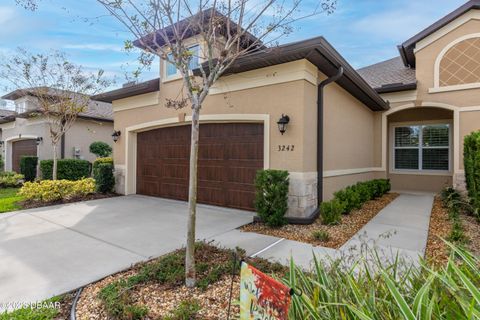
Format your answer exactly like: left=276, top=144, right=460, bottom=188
left=0, top=88, right=114, bottom=173
left=93, top=1, right=480, bottom=222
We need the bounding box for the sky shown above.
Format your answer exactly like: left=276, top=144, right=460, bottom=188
left=0, top=0, right=468, bottom=101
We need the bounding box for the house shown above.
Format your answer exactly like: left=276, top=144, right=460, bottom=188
left=92, top=1, right=480, bottom=222
left=0, top=88, right=114, bottom=173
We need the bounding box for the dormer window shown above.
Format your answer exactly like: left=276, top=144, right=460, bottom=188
left=164, top=45, right=200, bottom=80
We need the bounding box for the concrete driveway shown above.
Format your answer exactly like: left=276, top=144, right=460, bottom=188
left=0, top=195, right=254, bottom=308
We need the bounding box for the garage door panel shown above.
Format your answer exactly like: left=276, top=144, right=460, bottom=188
left=137, top=123, right=263, bottom=210
left=12, top=140, right=37, bottom=173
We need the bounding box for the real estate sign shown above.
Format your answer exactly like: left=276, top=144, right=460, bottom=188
left=240, top=261, right=291, bottom=320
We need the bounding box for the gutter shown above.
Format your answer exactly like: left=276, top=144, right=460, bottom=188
left=282, top=66, right=344, bottom=225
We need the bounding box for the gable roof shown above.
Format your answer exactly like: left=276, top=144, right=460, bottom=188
left=133, top=8, right=261, bottom=51
left=357, top=57, right=417, bottom=93
left=398, top=0, right=480, bottom=67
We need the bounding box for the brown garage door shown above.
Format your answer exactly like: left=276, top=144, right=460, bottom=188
left=12, top=139, right=37, bottom=173
left=136, top=123, right=264, bottom=211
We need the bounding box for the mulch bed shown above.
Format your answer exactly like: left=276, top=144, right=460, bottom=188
left=55, top=292, right=76, bottom=320
left=241, top=193, right=399, bottom=249
left=20, top=193, right=119, bottom=210
left=425, top=196, right=452, bottom=266
left=75, top=244, right=286, bottom=320
left=460, top=213, right=480, bottom=257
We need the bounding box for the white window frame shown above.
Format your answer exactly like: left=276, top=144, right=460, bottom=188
left=390, top=121, right=452, bottom=175
left=162, top=44, right=200, bottom=82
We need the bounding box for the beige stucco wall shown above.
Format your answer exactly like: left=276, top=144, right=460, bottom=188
left=65, top=118, right=114, bottom=163
left=112, top=58, right=383, bottom=217
left=0, top=117, right=113, bottom=172
left=378, top=11, right=480, bottom=192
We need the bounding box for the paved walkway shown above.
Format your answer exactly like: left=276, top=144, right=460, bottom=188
left=210, top=193, right=435, bottom=269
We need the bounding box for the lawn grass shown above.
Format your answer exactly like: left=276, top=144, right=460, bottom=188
left=0, top=188, right=24, bottom=213
left=0, top=296, right=62, bottom=320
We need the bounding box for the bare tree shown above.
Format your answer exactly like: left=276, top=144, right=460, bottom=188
left=94, top=0, right=336, bottom=288
left=0, top=49, right=110, bottom=179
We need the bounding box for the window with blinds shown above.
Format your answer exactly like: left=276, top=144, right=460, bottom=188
left=394, top=124, right=450, bottom=171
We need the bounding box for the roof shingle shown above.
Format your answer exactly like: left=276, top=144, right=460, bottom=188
left=356, top=56, right=416, bottom=91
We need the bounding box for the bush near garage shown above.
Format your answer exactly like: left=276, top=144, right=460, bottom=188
left=320, top=199, right=344, bottom=225
left=333, top=179, right=391, bottom=215
left=40, top=159, right=91, bottom=180
left=254, top=169, right=289, bottom=227
left=0, top=171, right=24, bottom=188
left=463, top=130, right=480, bottom=217
left=20, top=156, right=38, bottom=182
left=89, top=141, right=112, bottom=158
left=92, top=157, right=113, bottom=176
left=94, top=162, right=115, bottom=193
left=19, top=178, right=95, bottom=202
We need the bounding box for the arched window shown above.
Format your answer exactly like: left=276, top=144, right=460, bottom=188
left=439, top=36, right=480, bottom=87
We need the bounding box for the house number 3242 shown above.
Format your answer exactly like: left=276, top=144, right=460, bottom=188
left=278, top=145, right=295, bottom=151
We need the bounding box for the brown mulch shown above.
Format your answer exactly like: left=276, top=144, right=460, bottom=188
left=241, top=193, right=399, bottom=249
left=54, top=292, right=75, bottom=320
left=20, top=193, right=119, bottom=210
left=425, top=196, right=452, bottom=266
left=460, top=213, right=480, bottom=257
left=75, top=245, right=286, bottom=320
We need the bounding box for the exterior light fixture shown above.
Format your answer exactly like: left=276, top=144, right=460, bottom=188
left=36, top=137, right=43, bottom=145
left=112, top=130, right=121, bottom=143
left=277, top=114, right=290, bottom=135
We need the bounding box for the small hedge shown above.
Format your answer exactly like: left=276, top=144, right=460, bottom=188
left=255, top=169, right=289, bottom=227
left=321, top=179, right=390, bottom=224
left=95, top=162, right=115, bottom=193
left=93, top=157, right=113, bottom=176
left=0, top=171, right=24, bottom=188
left=40, top=159, right=91, bottom=180
left=463, top=130, right=480, bottom=216
left=19, top=178, right=95, bottom=202
left=20, top=156, right=38, bottom=182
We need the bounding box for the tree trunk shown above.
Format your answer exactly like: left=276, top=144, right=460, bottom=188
left=185, top=106, right=200, bottom=288
left=52, top=143, right=58, bottom=180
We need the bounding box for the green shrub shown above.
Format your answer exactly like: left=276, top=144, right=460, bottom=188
left=164, top=299, right=201, bottom=320
left=19, top=178, right=95, bottom=202
left=89, top=141, right=112, bottom=158
left=94, top=162, right=115, bottom=193
left=92, top=157, right=113, bottom=176
left=320, top=199, right=344, bottom=225
left=40, top=159, right=90, bottom=180
left=20, top=156, right=38, bottom=182
left=463, top=131, right=480, bottom=216
left=312, top=230, right=330, bottom=242
left=254, top=169, right=289, bottom=227
left=0, top=154, right=4, bottom=172
left=0, top=171, right=24, bottom=188
left=284, top=243, right=480, bottom=319
left=98, top=281, right=148, bottom=320
left=333, top=179, right=390, bottom=214
left=440, top=186, right=462, bottom=208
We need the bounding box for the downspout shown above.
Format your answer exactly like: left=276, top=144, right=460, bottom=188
left=317, top=66, right=344, bottom=205
left=284, top=66, right=344, bottom=225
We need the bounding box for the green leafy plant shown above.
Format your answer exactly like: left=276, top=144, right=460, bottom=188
left=312, top=230, right=330, bottom=242
left=19, top=178, right=95, bottom=202
left=254, top=169, right=289, bottom=227
left=284, top=243, right=480, bottom=319
left=98, top=281, right=148, bottom=320
left=0, top=154, right=4, bottom=172
left=333, top=179, right=390, bottom=215
left=320, top=199, right=344, bottom=225
left=92, top=157, right=113, bottom=175
left=20, top=156, right=38, bottom=182
left=0, top=171, right=24, bottom=188
left=164, top=299, right=201, bottom=320
left=440, top=186, right=462, bottom=208
left=463, top=131, right=480, bottom=218
left=40, top=159, right=90, bottom=180
left=89, top=141, right=112, bottom=158
left=94, top=162, right=115, bottom=193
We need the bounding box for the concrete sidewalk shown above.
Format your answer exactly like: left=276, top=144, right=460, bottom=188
left=210, top=193, right=435, bottom=269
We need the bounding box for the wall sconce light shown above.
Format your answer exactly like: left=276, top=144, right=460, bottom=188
left=36, top=137, right=43, bottom=145
left=277, top=114, right=290, bottom=135
left=112, top=130, right=121, bottom=143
